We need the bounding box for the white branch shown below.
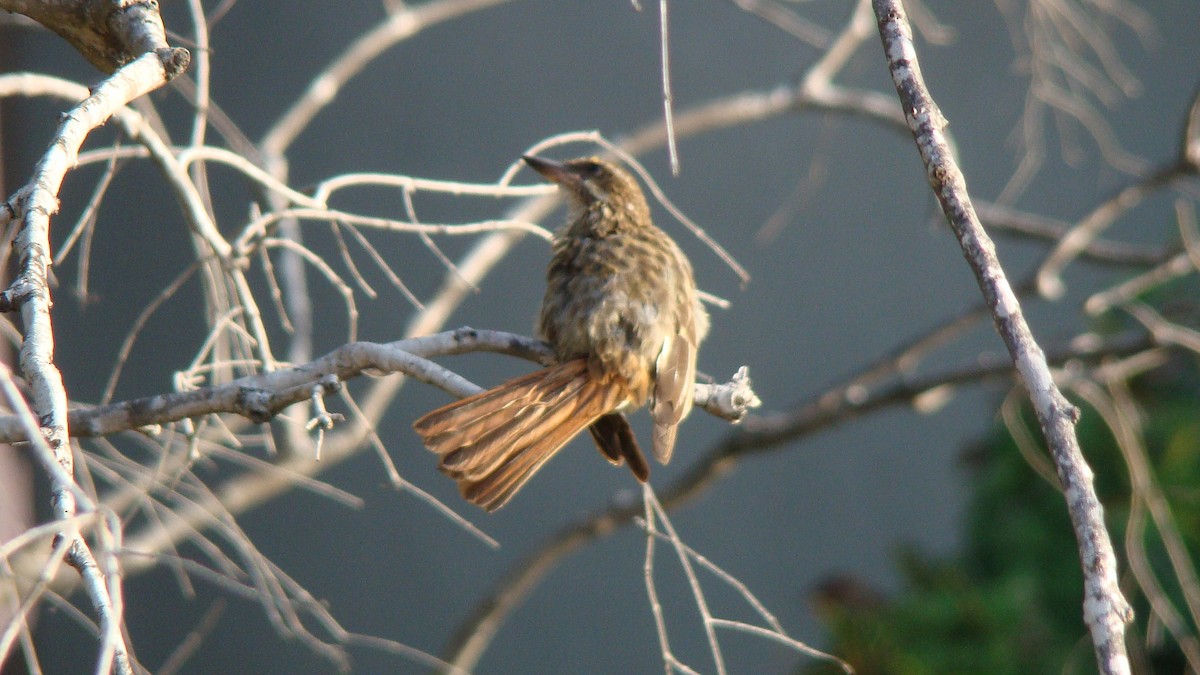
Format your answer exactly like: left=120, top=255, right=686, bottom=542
left=0, top=329, right=759, bottom=443
left=872, top=3, right=1132, bottom=673
left=0, top=36, right=190, bottom=673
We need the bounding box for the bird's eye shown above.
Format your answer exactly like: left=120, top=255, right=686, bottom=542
left=578, top=161, right=603, bottom=177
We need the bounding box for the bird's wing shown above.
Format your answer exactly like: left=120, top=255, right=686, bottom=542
left=650, top=312, right=698, bottom=464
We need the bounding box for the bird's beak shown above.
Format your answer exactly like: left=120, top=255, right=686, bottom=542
left=523, top=155, right=583, bottom=190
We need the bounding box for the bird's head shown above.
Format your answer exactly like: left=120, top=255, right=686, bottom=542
left=523, top=155, right=651, bottom=227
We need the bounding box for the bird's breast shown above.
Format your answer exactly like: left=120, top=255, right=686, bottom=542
left=539, top=229, right=682, bottom=395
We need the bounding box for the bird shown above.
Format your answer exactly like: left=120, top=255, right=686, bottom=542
left=413, top=155, right=708, bottom=511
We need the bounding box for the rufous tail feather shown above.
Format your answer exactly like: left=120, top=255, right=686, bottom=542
left=413, top=359, right=639, bottom=511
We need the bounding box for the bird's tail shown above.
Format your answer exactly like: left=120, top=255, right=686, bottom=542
left=413, top=358, right=644, bottom=511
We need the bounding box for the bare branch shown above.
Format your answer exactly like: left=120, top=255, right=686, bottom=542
left=872, top=2, right=1132, bottom=671
left=0, top=0, right=190, bottom=74
left=1068, top=378, right=1200, bottom=672
left=1036, top=161, right=1192, bottom=299
left=0, top=329, right=757, bottom=443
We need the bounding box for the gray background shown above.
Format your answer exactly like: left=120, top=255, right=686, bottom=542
left=3, top=1, right=1199, bottom=672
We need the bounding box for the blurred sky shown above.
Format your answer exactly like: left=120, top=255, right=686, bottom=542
left=3, top=1, right=1200, bottom=673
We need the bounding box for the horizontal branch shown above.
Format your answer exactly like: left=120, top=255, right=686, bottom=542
left=0, top=329, right=758, bottom=443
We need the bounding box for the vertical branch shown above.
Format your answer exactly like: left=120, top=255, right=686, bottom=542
left=0, top=32, right=187, bottom=672
left=870, top=2, right=1132, bottom=673
left=0, top=51, right=181, bottom=514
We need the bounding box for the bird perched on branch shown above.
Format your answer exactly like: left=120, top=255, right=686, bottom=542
left=413, top=155, right=708, bottom=511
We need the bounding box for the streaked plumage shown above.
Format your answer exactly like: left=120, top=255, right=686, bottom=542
left=413, top=155, right=707, bottom=511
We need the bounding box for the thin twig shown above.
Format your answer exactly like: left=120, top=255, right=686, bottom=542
left=644, top=486, right=725, bottom=675
left=657, top=0, right=680, bottom=174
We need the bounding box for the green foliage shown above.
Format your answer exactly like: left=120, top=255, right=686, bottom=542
left=804, top=363, right=1200, bottom=674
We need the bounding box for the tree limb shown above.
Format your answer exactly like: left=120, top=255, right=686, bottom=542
left=872, top=1, right=1132, bottom=672
left=0, top=329, right=759, bottom=443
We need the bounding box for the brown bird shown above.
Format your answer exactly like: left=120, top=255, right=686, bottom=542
left=412, top=155, right=709, bottom=511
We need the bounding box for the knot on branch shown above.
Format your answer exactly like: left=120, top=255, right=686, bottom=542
left=0, top=277, right=40, bottom=312
left=314, top=374, right=343, bottom=397
left=1060, top=401, right=1082, bottom=424
left=156, top=47, right=192, bottom=80
left=11, top=0, right=184, bottom=73
left=236, top=387, right=275, bottom=424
